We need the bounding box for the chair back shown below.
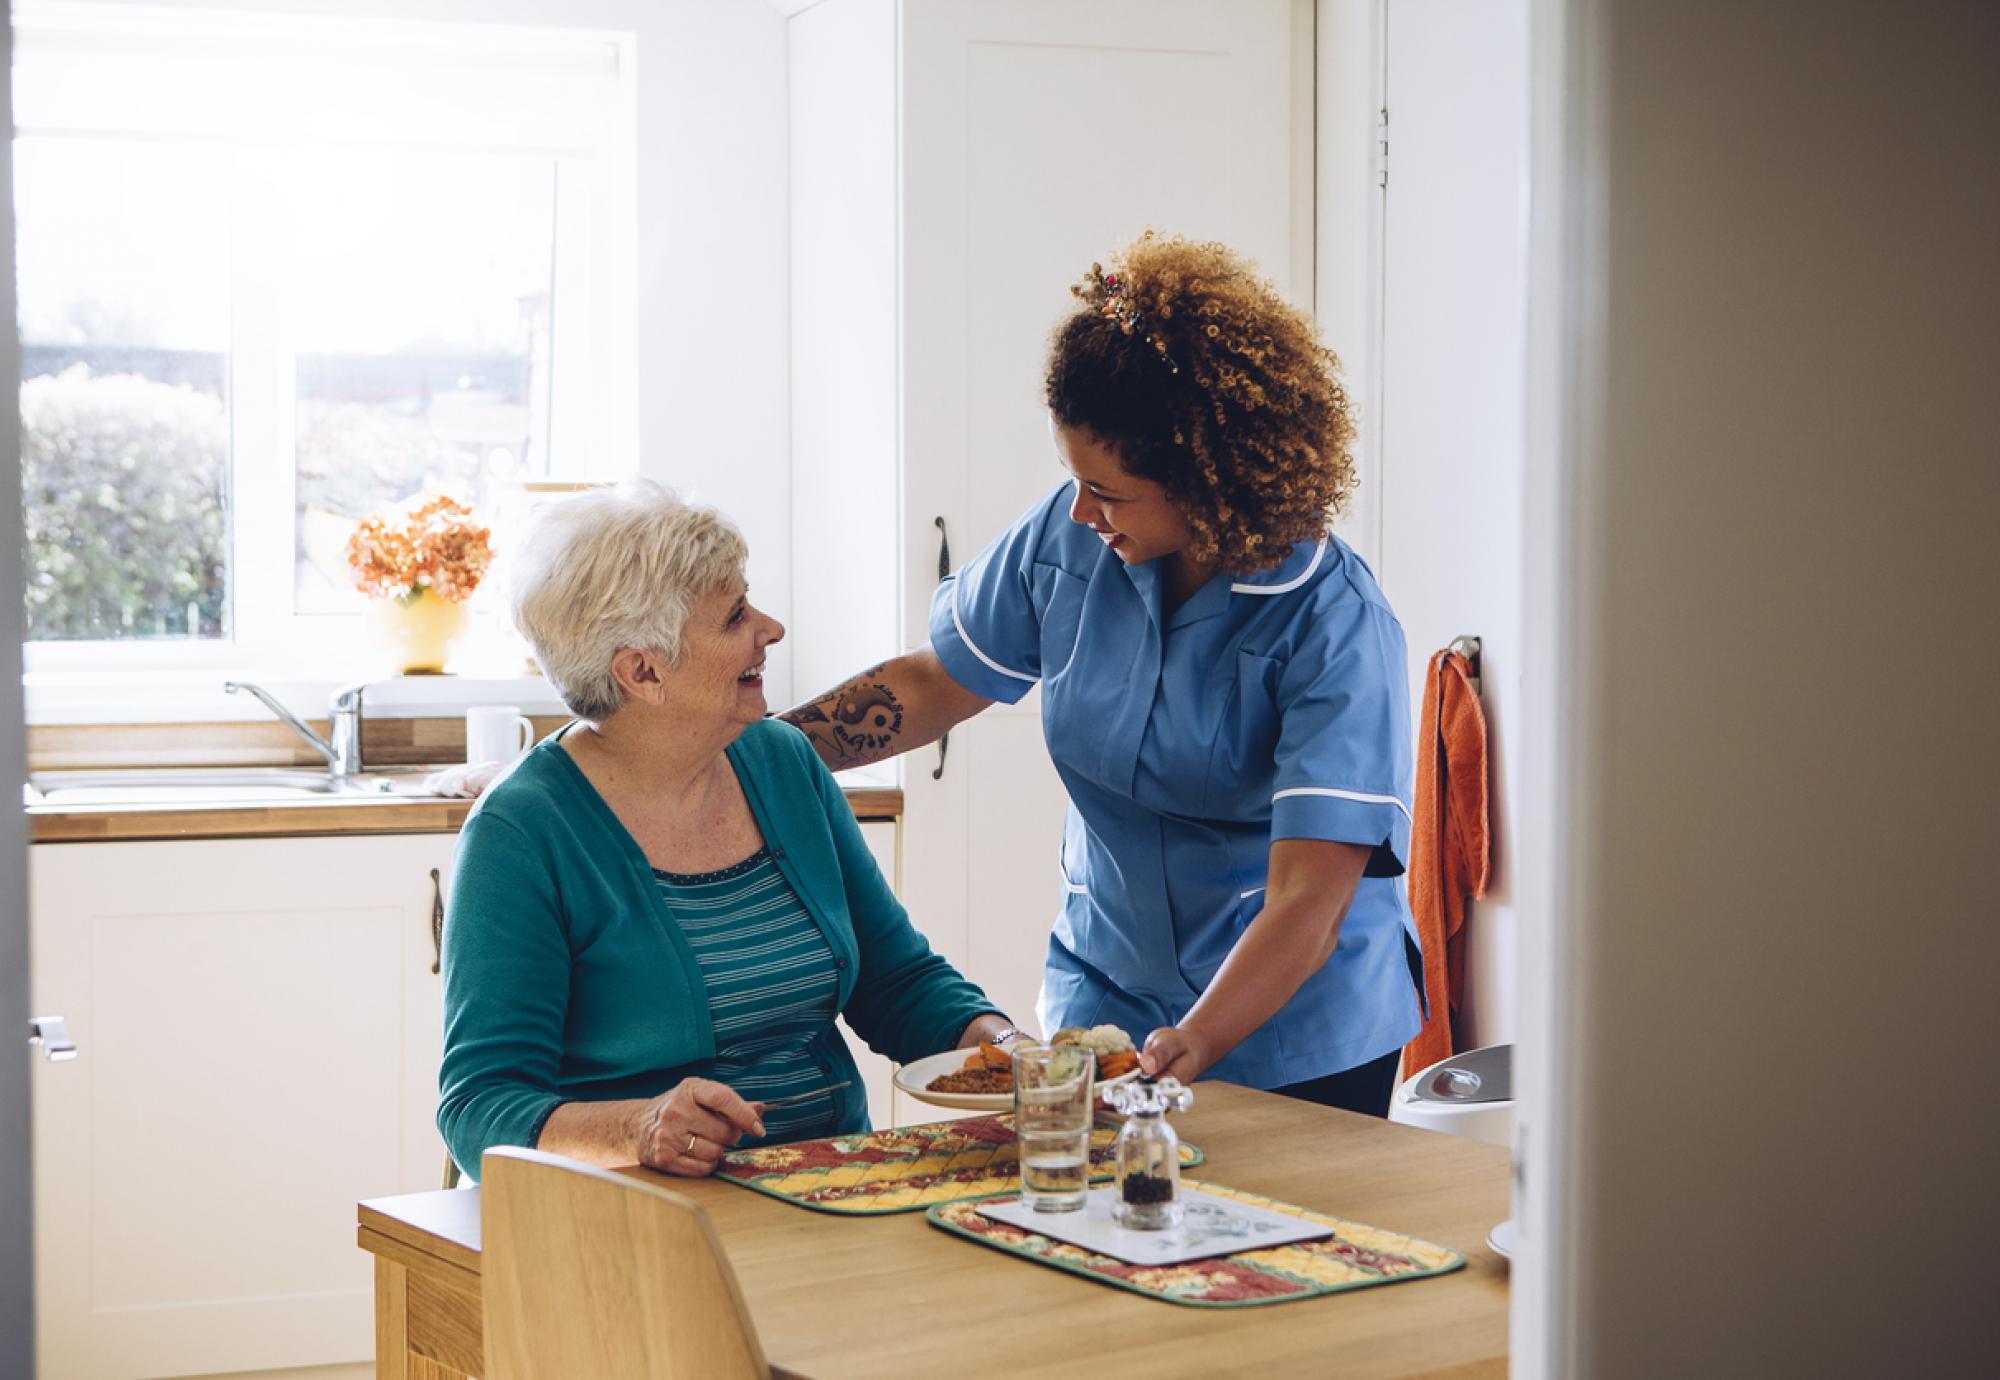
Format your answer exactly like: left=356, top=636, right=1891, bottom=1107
left=481, top=1147, right=770, bottom=1380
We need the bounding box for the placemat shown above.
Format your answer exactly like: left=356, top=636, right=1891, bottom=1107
left=925, top=1179, right=1465, bottom=1306
left=715, top=1113, right=1202, bottom=1215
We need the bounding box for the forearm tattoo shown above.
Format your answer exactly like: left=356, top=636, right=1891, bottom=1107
left=781, top=663, right=908, bottom=770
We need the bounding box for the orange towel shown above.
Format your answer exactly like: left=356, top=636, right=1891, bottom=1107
left=1401, top=648, right=1491, bottom=1080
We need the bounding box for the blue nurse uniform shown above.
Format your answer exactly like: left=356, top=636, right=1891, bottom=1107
left=928, top=484, right=1424, bottom=1089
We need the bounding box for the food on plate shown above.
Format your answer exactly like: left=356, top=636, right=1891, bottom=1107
left=922, top=1025, right=1140, bottom=1095
left=1054, top=1024, right=1137, bottom=1060
left=1097, top=1051, right=1141, bottom=1079
left=925, top=1066, right=1014, bottom=1095
left=1057, top=1024, right=1141, bottom=1081
left=924, top=1038, right=1016, bottom=1094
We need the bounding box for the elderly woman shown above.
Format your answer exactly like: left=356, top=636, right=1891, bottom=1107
left=437, top=481, right=1014, bottom=1181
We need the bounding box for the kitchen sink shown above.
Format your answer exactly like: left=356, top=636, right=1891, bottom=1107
left=25, top=767, right=440, bottom=807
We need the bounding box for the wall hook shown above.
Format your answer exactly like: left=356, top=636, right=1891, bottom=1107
left=1448, top=635, right=1483, bottom=697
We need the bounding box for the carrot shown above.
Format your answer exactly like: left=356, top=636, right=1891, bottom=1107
left=1098, top=1051, right=1140, bottom=1079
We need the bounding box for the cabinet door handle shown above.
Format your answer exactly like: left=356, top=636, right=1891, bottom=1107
left=29, top=1015, right=78, bottom=1062
left=429, top=868, right=445, bottom=975
left=933, top=516, right=952, bottom=781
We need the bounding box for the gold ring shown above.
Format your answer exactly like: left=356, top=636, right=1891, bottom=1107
left=685, top=1132, right=698, bottom=1156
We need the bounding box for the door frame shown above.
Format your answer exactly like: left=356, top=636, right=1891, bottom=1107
left=3, top=6, right=38, bottom=1376
left=1515, top=0, right=1607, bottom=1373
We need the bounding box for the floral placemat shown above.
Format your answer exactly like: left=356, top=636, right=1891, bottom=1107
left=714, top=1113, right=1201, bottom=1215
left=925, top=1179, right=1464, bottom=1306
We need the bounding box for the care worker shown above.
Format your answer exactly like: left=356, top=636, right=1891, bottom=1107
left=784, top=233, right=1424, bottom=1116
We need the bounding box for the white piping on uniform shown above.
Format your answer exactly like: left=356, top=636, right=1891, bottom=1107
left=1058, top=863, right=1088, bottom=896
left=951, top=584, right=1037, bottom=683
left=1230, top=538, right=1327, bottom=595
left=1272, top=785, right=1413, bottom=822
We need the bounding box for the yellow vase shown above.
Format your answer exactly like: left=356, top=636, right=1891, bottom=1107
left=368, top=587, right=471, bottom=675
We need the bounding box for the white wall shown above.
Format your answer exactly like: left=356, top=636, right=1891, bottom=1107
left=54, top=0, right=797, bottom=700
left=1530, top=1, right=1999, bottom=1372
left=785, top=0, right=900, bottom=711
left=1314, top=0, right=1383, bottom=572
left=1376, top=0, right=1530, bottom=1051
left=1319, top=0, right=1531, bottom=1052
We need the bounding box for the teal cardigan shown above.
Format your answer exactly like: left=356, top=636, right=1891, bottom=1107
left=436, top=719, right=997, bottom=1179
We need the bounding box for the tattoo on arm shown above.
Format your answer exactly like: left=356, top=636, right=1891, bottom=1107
left=781, top=664, right=906, bottom=770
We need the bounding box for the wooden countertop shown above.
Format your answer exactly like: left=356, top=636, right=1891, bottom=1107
left=29, top=785, right=903, bottom=843
left=358, top=1082, right=1511, bottom=1379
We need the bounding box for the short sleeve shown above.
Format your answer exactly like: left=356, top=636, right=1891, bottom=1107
left=1269, top=600, right=1415, bottom=876
left=926, top=487, right=1067, bottom=705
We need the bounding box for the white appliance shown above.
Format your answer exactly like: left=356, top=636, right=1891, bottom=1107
left=1389, top=1043, right=1516, bottom=1258
left=1388, top=1042, right=1514, bottom=1146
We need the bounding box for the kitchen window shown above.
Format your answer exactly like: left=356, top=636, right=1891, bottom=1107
left=14, top=2, right=637, bottom=692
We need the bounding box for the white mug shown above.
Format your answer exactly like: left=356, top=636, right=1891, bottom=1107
left=465, top=706, right=534, bottom=766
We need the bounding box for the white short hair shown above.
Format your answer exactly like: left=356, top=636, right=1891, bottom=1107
left=509, top=480, right=749, bottom=720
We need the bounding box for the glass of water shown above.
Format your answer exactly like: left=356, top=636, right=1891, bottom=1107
left=1012, top=1042, right=1095, bottom=1212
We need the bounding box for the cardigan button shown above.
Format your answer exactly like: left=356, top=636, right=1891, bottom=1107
left=835, top=958, right=849, bottom=971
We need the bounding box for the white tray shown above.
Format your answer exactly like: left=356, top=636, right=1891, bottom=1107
left=975, top=1185, right=1332, bottom=1266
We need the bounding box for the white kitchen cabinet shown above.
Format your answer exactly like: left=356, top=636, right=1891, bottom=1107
left=843, top=818, right=900, bottom=1129
left=790, top=0, right=1314, bottom=1035
left=29, top=833, right=457, bottom=1380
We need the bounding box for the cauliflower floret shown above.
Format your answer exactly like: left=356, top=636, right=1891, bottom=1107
left=1056, top=1024, right=1135, bottom=1058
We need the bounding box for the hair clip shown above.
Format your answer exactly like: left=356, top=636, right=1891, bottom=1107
left=1083, top=264, right=1180, bottom=372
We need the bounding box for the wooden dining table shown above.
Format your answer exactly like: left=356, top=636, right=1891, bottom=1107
left=357, top=1082, right=1511, bottom=1379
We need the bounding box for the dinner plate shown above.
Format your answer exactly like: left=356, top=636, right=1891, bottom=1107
left=893, top=1048, right=1142, bottom=1112
left=1485, top=1218, right=1517, bottom=1261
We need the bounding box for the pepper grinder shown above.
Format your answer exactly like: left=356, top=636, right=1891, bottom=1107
left=1102, top=1073, right=1194, bottom=1229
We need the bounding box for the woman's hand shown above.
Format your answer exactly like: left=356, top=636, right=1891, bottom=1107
left=1140, top=1025, right=1217, bottom=1082
left=632, top=1078, right=766, bottom=1177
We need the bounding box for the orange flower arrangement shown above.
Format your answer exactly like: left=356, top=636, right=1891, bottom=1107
left=345, top=494, right=493, bottom=603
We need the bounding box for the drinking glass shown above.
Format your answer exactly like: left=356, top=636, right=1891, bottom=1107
left=1011, top=1043, right=1095, bottom=1212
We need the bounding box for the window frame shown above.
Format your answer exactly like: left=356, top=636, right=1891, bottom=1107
left=15, top=3, right=639, bottom=700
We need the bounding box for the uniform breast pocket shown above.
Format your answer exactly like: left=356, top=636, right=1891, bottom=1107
left=1202, top=651, right=1284, bottom=817
left=1035, top=565, right=1089, bottom=683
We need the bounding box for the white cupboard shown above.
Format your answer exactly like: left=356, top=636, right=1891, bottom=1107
left=845, top=818, right=900, bottom=1129
left=790, top=0, right=1315, bottom=1035
left=30, top=834, right=456, bottom=1380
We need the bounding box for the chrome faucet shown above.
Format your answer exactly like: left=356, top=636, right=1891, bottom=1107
left=224, top=680, right=369, bottom=779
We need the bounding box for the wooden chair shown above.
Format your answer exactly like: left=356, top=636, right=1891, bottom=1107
left=480, top=1146, right=773, bottom=1380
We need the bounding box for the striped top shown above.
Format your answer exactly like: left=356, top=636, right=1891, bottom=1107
left=654, top=847, right=843, bottom=1144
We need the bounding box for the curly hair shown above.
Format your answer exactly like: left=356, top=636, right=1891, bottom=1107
left=1044, top=232, right=1357, bottom=576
